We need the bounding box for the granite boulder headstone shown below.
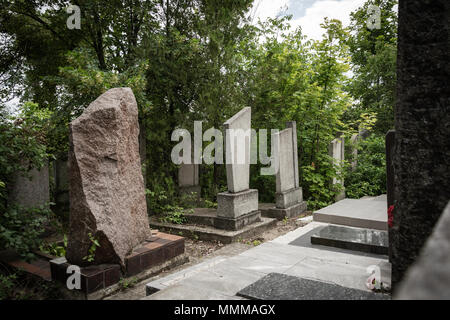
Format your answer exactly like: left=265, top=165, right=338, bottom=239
left=66, top=88, right=151, bottom=268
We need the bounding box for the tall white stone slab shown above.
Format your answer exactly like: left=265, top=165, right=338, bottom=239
left=274, top=128, right=296, bottom=193
left=266, top=121, right=307, bottom=220
left=216, top=107, right=260, bottom=229
left=224, top=107, right=251, bottom=193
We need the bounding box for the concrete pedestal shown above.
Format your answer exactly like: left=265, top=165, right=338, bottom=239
left=216, top=189, right=260, bottom=230
left=275, top=187, right=302, bottom=209
left=267, top=201, right=307, bottom=220
left=217, top=189, right=258, bottom=218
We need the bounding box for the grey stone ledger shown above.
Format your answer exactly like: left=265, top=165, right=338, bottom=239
left=395, top=201, right=450, bottom=299
left=329, top=136, right=345, bottom=201
left=391, top=0, right=450, bottom=288
left=8, top=161, right=50, bottom=208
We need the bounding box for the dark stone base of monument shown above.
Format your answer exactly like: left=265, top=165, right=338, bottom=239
left=265, top=201, right=307, bottom=220
left=50, top=232, right=185, bottom=295
left=184, top=207, right=262, bottom=231
left=214, top=210, right=261, bottom=231
left=125, top=233, right=185, bottom=276
left=310, top=225, right=388, bottom=255
left=237, top=273, right=390, bottom=300
left=50, top=258, right=121, bottom=294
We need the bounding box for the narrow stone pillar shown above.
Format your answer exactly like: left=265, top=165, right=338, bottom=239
left=266, top=121, right=307, bottom=220
left=329, top=137, right=345, bottom=202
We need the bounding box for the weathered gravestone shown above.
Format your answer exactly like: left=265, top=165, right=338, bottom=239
left=216, top=107, right=261, bottom=230
left=8, top=162, right=50, bottom=208
left=350, top=133, right=359, bottom=171
left=66, top=87, right=152, bottom=268
left=329, top=136, right=345, bottom=202
left=178, top=162, right=200, bottom=198
left=266, top=121, right=307, bottom=220
left=391, top=0, right=450, bottom=289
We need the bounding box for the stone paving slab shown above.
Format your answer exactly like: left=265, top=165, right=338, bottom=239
left=237, top=273, right=390, bottom=300
left=144, top=221, right=391, bottom=300
left=146, top=256, right=229, bottom=295
left=313, top=198, right=388, bottom=230
left=145, top=283, right=245, bottom=300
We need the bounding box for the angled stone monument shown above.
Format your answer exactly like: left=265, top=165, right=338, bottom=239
left=329, top=136, right=345, bottom=202
left=66, top=88, right=152, bottom=267
left=216, top=107, right=260, bottom=230
left=266, top=121, right=307, bottom=220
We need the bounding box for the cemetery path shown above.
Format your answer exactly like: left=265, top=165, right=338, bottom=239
left=140, top=220, right=390, bottom=300
left=105, top=214, right=309, bottom=300
left=107, top=198, right=391, bottom=300
left=105, top=242, right=252, bottom=300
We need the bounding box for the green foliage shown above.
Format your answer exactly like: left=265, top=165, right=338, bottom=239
left=345, top=134, right=386, bottom=198
left=39, top=235, right=67, bottom=258
left=0, top=274, right=17, bottom=300
left=0, top=271, right=62, bottom=300
left=203, top=199, right=217, bottom=209
left=118, top=277, right=139, bottom=291
left=0, top=102, right=52, bottom=212
left=82, top=233, right=101, bottom=263
left=0, top=204, right=52, bottom=261
left=346, top=0, right=398, bottom=134
left=0, top=0, right=394, bottom=221
left=302, top=154, right=344, bottom=210
left=159, top=206, right=189, bottom=225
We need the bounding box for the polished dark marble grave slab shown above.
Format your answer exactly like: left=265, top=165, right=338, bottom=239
left=236, top=273, right=390, bottom=300
left=310, top=225, right=388, bottom=255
